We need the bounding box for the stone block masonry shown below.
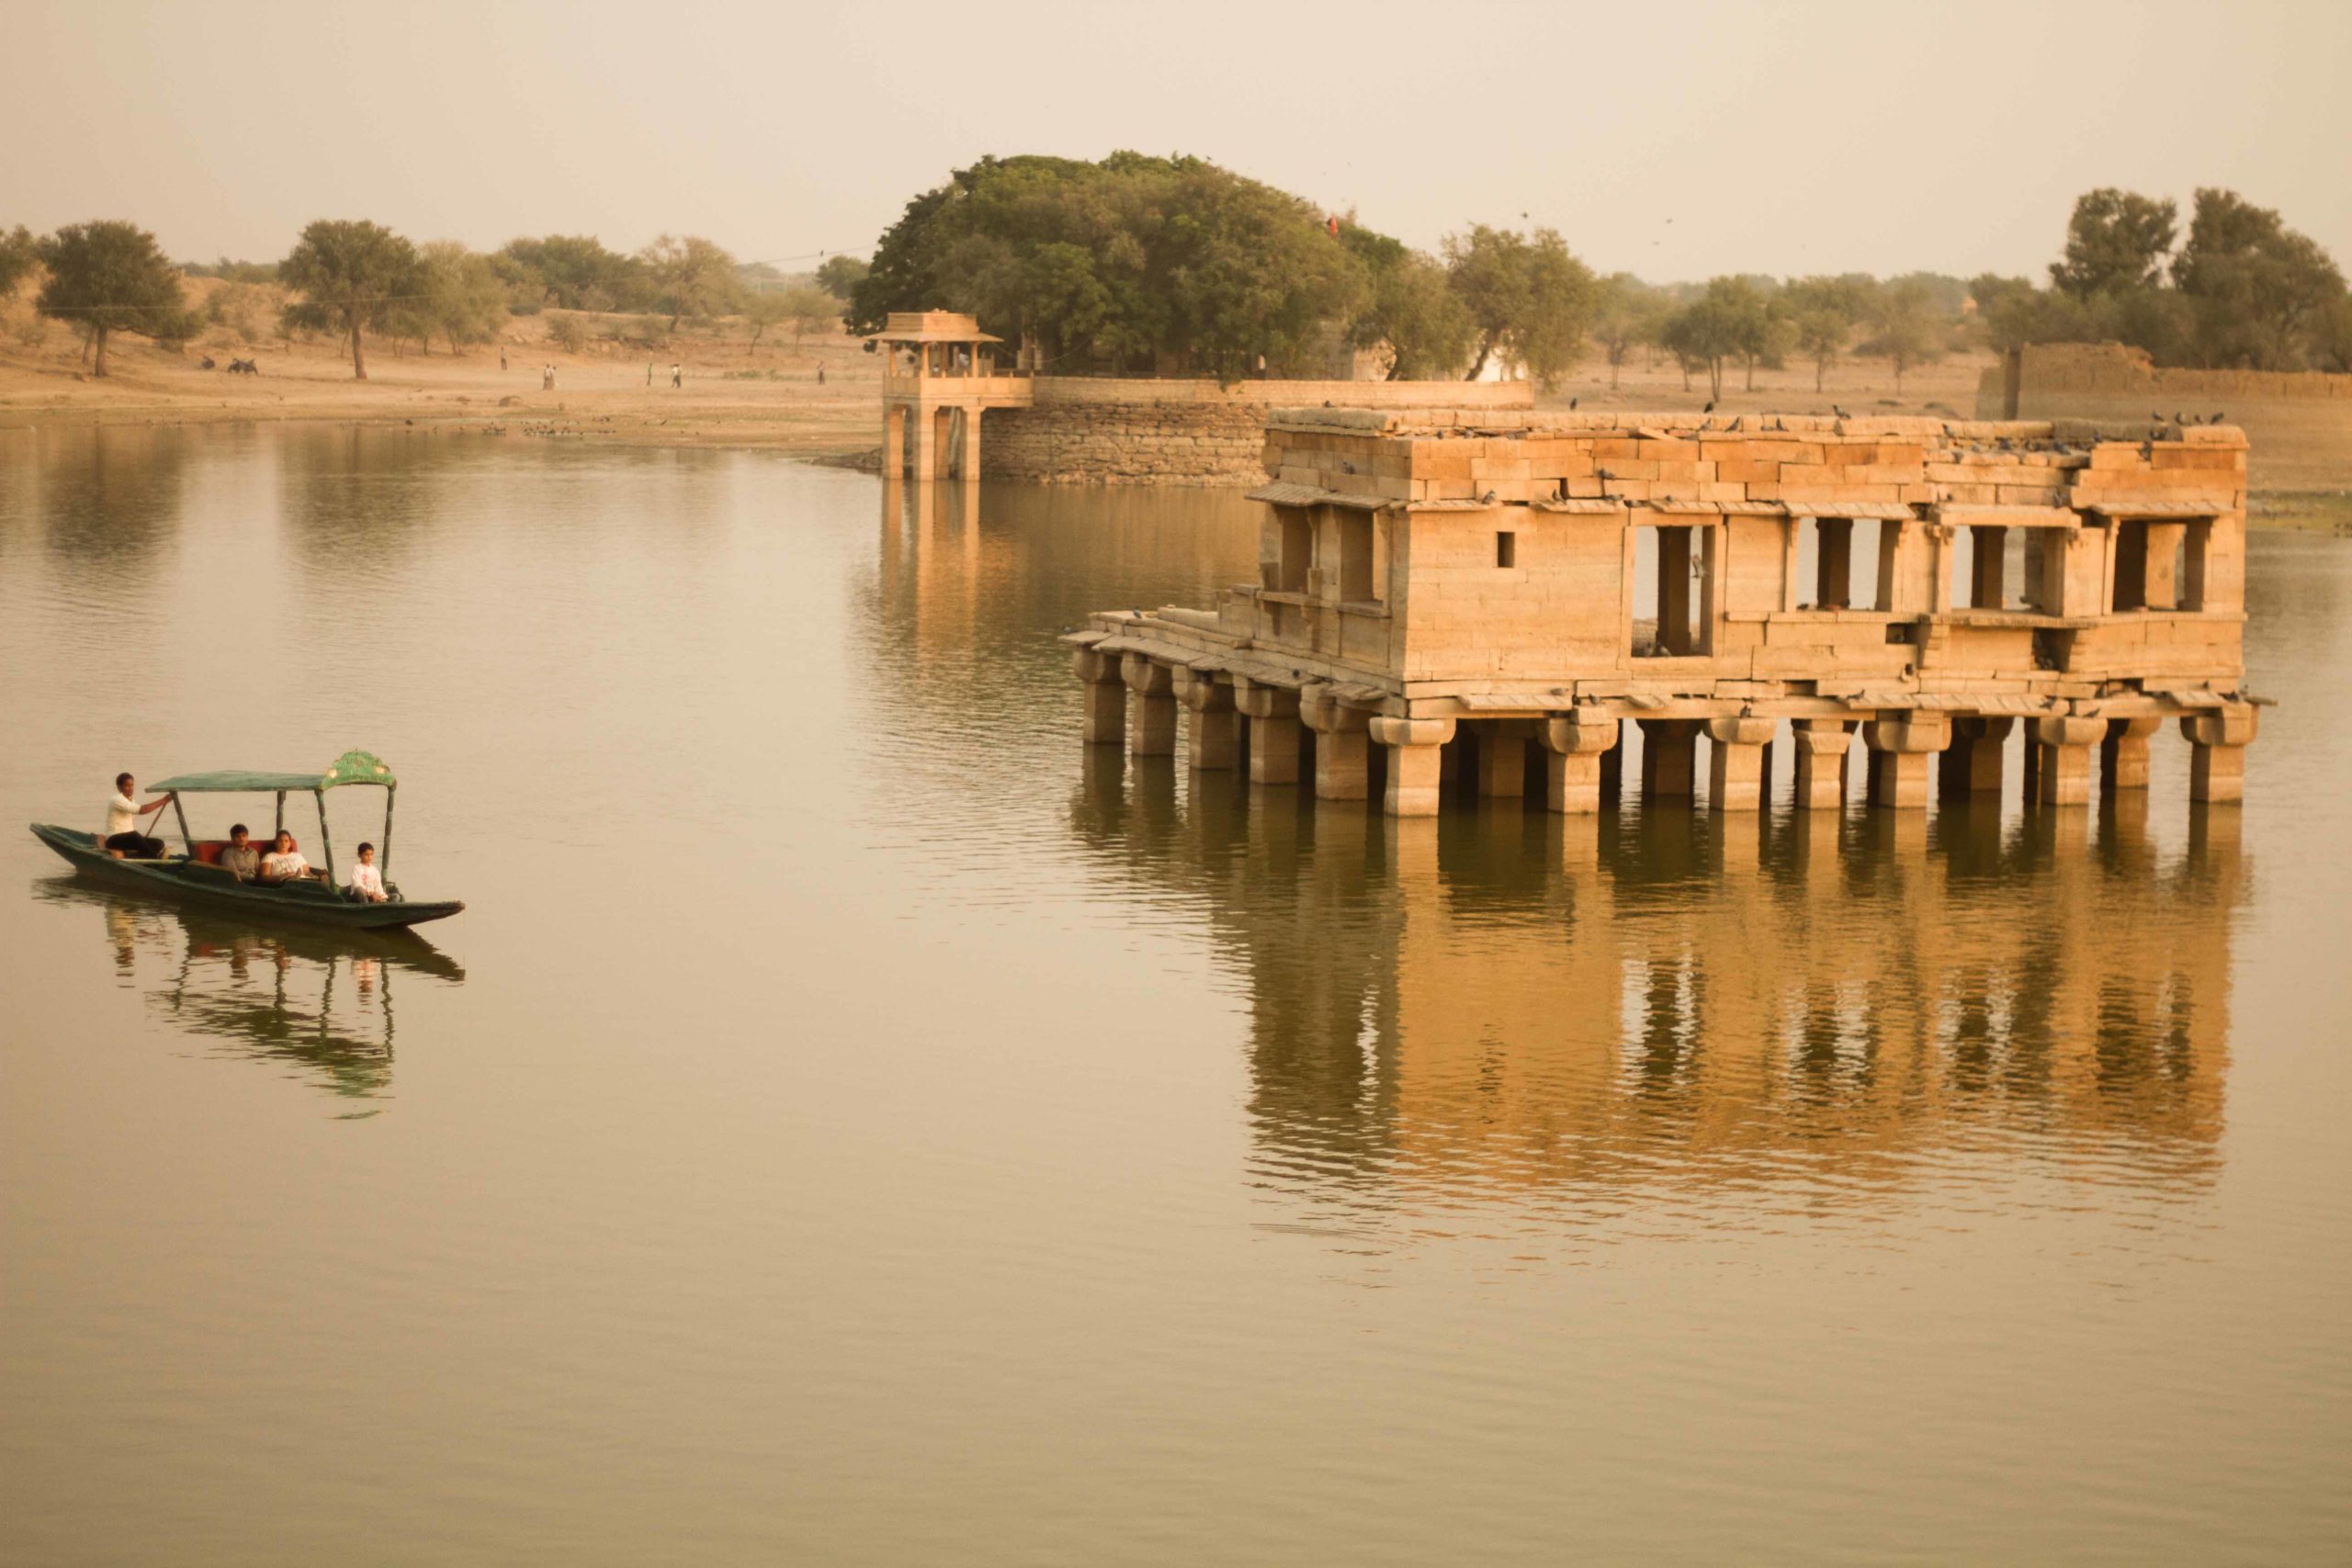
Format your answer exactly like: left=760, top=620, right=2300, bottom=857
left=985, top=378, right=1533, bottom=485
left=1069, top=404, right=2270, bottom=824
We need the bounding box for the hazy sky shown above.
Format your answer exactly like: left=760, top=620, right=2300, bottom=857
left=7, top=0, right=2347, bottom=283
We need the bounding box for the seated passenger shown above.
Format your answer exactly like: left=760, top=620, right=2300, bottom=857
left=260, top=831, right=312, bottom=884
left=346, top=841, right=389, bottom=904
left=220, top=823, right=261, bottom=882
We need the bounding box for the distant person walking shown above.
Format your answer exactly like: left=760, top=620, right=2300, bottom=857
left=500, top=345, right=508, bottom=371
left=647, top=362, right=654, bottom=388
left=817, top=365, right=826, bottom=386
left=671, top=362, right=682, bottom=389
left=542, top=364, right=555, bottom=391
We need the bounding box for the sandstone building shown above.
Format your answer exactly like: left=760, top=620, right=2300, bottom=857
left=1069, top=408, right=2265, bottom=815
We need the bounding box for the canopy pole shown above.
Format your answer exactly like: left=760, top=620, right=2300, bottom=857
left=314, top=790, right=336, bottom=891
left=380, top=786, right=395, bottom=877
left=275, top=791, right=286, bottom=836
left=169, top=794, right=194, bottom=858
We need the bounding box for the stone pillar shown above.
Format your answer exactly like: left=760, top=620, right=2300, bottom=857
left=1073, top=647, right=1125, bottom=747
left=1370, top=716, right=1456, bottom=818
left=1176, top=670, right=1237, bottom=772
left=2181, top=705, right=2257, bottom=804
left=1792, top=719, right=1852, bottom=810
left=1121, top=653, right=1176, bottom=758
left=1539, top=712, right=1621, bottom=814
left=1637, top=718, right=1701, bottom=800
left=912, top=406, right=937, bottom=481
left=1236, top=679, right=1302, bottom=786
left=1299, top=684, right=1372, bottom=801
left=883, top=404, right=908, bottom=478
left=1862, top=712, right=1951, bottom=810
left=1479, top=721, right=1529, bottom=798
left=960, top=406, right=982, bottom=482
left=1940, top=715, right=2014, bottom=796
left=2033, top=714, right=2105, bottom=806
left=2101, top=715, right=2163, bottom=793
left=1704, top=716, right=1774, bottom=812
left=936, top=408, right=959, bottom=478
left=1600, top=745, right=1623, bottom=807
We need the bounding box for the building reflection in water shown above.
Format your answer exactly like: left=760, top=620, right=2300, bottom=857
left=1068, top=757, right=2247, bottom=1231
left=40, top=881, right=464, bottom=1111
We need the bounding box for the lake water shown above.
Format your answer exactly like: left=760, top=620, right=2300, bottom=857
left=3, top=425, right=2348, bottom=1565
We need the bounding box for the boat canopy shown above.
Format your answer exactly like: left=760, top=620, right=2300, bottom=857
left=151, top=750, right=398, bottom=794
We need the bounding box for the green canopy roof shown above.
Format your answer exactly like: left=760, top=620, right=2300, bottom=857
left=152, top=750, right=397, bottom=794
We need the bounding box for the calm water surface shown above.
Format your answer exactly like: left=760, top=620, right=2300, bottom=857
left=3, top=426, right=2348, bottom=1564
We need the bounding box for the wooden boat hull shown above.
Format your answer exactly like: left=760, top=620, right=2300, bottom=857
left=28, top=824, right=464, bottom=931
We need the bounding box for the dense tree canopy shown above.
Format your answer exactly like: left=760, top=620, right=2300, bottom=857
left=848, top=153, right=1371, bottom=380
left=813, top=254, right=868, bottom=301
left=280, top=219, right=418, bottom=379
left=33, top=220, right=190, bottom=377
left=2050, top=189, right=2178, bottom=299
left=1444, top=224, right=1594, bottom=389
left=495, top=234, right=645, bottom=312
left=2172, top=187, right=2346, bottom=370
left=639, top=234, right=741, bottom=330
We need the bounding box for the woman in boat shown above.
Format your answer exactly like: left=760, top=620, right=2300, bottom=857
left=259, top=831, right=315, bottom=884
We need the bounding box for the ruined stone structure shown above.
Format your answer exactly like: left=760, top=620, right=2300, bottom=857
left=1069, top=407, right=2265, bottom=817
left=1982, top=342, right=2352, bottom=495
left=981, top=378, right=1534, bottom=484
left=870, top=310, right=1533, bottom=484
left=876, top=311, right=1033, bottom=482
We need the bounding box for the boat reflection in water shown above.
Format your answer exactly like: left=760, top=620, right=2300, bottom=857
left=1070, top=757, right=2248, bottom=1241
left=38, top=879, right=463, bottom=1111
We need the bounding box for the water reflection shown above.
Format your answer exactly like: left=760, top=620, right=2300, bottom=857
left=35, top=880, right=463, bottom=1111
left=1071, top=761, right=2247, bottom=1226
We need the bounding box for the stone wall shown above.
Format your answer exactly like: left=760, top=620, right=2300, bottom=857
left=1979, top=343, right=2352, bottom=494
left=983, top=378, right=1532, bottom=484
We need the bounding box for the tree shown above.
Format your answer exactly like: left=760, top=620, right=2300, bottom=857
left=32, top=220, right=189, bottom=377
left=1340, top=224, right=1473, bottom=379
left=1443, top=224, right=1593, bottom=388
left=813, top=254, right=869, bottom=300
left=280, top=220, right=418, bottom=379
left=2050, top=188, right=2178, bottom=299
left=779, top=283, right=838, bottom=349
left=741, top=288, right=790, bottom=350
left=639, top=234, right=741, bottom=330
left=2171, top=186, right=2346, bottom=370
left=847, top=152, right=1368, bottom=381
left=0, top=225, right=39, bottom=298
left=1783, top=275, right=1869, bottom=391
left=1587, top=273, right=1660, bottom=390
left=1657, top=292, right=1744, bottom=402
left=1856, top=277, right=1945, bottom=393
left=495, top=234, right=645, bottom=311
left=414, top=242, right=506, bottom=354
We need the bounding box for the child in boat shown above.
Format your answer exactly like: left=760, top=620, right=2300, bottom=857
left=260, top=831, right=312, bottom=883
left=347, top=842, right=389, bottom=903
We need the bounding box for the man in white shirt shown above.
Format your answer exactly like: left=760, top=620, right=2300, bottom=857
left=105, top=773, right=171, bottom=858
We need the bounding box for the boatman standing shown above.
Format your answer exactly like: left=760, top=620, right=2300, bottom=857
left=105, top=773, right=172, bottom=859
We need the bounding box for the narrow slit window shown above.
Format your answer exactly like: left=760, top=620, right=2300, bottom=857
left=1496, top=531, right=1517, bottom=569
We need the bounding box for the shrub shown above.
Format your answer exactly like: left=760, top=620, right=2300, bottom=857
left=546, top=312, right=587, bottom=353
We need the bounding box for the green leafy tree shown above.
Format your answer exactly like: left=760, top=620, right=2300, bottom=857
left=2, top=225, right=43, bottom=298
left=2171, top=186, right=2346, bottom=369
left=414, top=242, right=506, bottom=354
left=1856, top=277, right=1946, bottom=393
left=1657, top=292, right=1744, bottom=402
left=639, top=233, right=742, bottom=330
left=741, top=288, right=790, bottom=350
left=1587, top=273, right=1662, bottom=390
left=1340, top=223, right=1473, bottom=379
left=814, top=254, right=869, bottom=300
left=33, top=220, right=189, bottom=377
left=848, top=152, right=1367, bottom=382
left=2050, top=188, right=2178, bottom=299
left=280, top=219, right=419, bottom=379
left=1782, top=274, right=1870, bottom=391
left=1443, top=224, right=1593, bottom=389
left=495, top=234, right=645, bottom=311
left=774, top=282, right=839, bottom=348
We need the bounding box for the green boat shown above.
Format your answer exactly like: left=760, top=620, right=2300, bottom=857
left=29, top=750, right=464, bottom=931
